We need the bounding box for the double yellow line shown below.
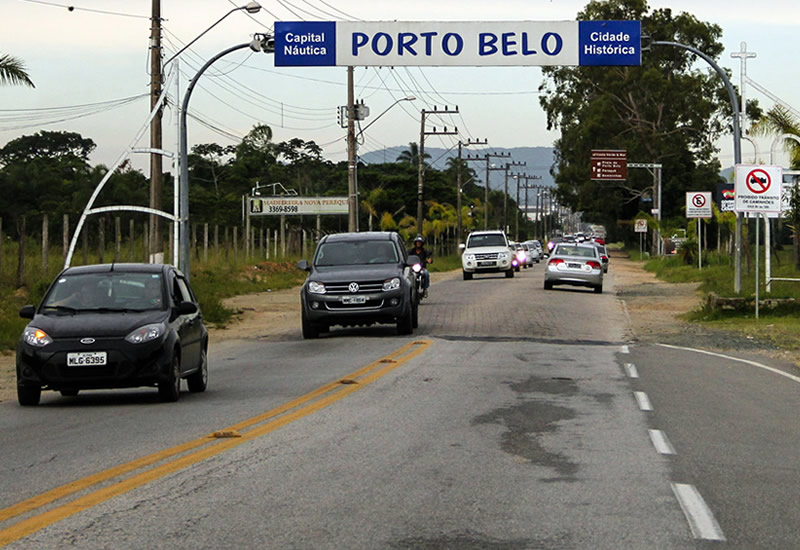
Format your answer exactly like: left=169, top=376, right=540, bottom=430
left=0, top=339, right=431, bottom=546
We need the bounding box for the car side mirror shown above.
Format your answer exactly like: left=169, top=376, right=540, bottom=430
left=297, top=259, right=310, bottom=271
left=19, top=305, right=35, bottom=319
left=458, top=243, right=465, bottom=250
left=177, top=301, right=198, bottom=315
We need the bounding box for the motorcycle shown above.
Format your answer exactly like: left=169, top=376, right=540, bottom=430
left=411, top=262, right=426, bottom=304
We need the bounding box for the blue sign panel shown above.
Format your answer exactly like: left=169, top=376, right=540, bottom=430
left=578, top=20, right=641, bottom=66
left=274, top=21, right=641, bottom=67
left=274, top=21, right=336, bottom=67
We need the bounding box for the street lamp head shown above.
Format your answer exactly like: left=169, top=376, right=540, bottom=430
left=405, top=96, right=416, bottom=101
left=244, top=1, right=262, bottom=13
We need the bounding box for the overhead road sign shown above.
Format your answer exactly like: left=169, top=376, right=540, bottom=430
left=250, top=197, right=348, bottom=216
left=590, top=149, right=627, bottom=181
left=734, top=164, right=783, bottom=213
left=275, top=20, right=641, bottom=67
left=686, top=192, right=712, bottom=218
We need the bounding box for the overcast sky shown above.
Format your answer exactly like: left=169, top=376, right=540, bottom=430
left=2, top=0, right=798, bottom=175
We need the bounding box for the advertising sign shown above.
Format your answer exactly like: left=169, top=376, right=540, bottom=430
left=734, top=164, right=783, bottom=213
left=634, top=219, right=648, bottom=233
left=686, top=192, right=712, bottom=218
left=250, top=197, right=348, bottom=216
left=275, top=20, right=641, bottom=67
left=716, top=183, right=735, bottom=212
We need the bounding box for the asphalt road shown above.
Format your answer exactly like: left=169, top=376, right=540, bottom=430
left=1, top=262, right=799, bottom=549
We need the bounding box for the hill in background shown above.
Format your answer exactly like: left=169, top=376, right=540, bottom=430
left=359, top=146, right=556, bottom=191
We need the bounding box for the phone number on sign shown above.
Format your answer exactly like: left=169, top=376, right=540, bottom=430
left=268, top=205, right=300, bottom=213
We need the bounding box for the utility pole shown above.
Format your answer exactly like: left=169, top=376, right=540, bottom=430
left=417, top=106, right=458, bottom=234
left=456, top=138, right=487, bottom=246
left=347, top=66, right=357, bottom=232
left=502, top=161, right=525, bottom=234
left=465, top=151, right=509, bottom=229
left=149, top=0, right=163, bottom=262
left=512, top=173, right=542, bottom=241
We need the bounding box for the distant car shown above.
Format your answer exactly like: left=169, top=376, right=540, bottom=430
left=544, top=243, right=604, bottom=293
left=297, top=231, right=418, bottom=338
left=461, top=230, right=514, bottom=280
left=16, top=263, right=208, bottom=406
left=524, top=240, right=542, bottom=263
left=519, top=243, right=534, bottom=268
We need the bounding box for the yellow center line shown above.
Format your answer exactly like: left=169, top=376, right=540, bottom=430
left=0, top=339, right=431, bottom=547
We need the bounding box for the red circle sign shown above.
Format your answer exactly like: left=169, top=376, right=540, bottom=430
left=692, top=194, right=706, bottom=207
left=746, top=169, right=771, bottom=194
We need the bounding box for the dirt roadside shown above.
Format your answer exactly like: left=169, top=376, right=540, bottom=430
left=1, top=254, right=795, bottom=404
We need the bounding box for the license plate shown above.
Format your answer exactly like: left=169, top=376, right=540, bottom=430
left=478, top=261, right=495, bottom=266
left=341, top=296, right=366, bottom=305
left=67, top=351, right=107, bottom=367
left=568, top=263, right=582, bottom=269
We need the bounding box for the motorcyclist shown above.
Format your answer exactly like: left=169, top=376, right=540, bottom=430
left=407, top=234, right=432, bottom=298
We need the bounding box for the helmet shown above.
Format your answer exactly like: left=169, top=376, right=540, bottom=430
left=413, top=234, right=425, bottom=245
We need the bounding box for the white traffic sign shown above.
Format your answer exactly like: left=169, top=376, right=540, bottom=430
left=686, top=191, right=712, bottom=218
left=634, top=219, right=648, bottom=233
left=250, top=197, right=348, bottom=216
left=734, top=164, right=782, bottom=213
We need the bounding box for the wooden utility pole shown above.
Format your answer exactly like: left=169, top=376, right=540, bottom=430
left=149, top=0, right=163, bottom=262
left=456, top=138, right=486, bottom=246
left=465, top=151, right=510, bottom=230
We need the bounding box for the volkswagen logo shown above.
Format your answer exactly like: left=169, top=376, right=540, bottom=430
left=348, top=282, right=360, bottom=293
left=80, top=338, right=96, bottom=345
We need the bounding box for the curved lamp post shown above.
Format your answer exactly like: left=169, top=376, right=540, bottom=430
left=179, top=34, right=274, bottom=278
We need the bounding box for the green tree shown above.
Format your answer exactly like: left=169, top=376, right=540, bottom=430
left=0, top=53, right=34, bottom=87
left=396, top=142, right=430, bottom=167
left=538, top=0, right=740, bottom=238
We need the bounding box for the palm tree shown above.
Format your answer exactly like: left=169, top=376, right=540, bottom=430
left=396, top=142, right=430, bottom=167
left=0, top=53, right=34, bottom=87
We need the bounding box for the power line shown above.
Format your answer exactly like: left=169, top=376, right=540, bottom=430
left=17, top=0, right=149, bottom=18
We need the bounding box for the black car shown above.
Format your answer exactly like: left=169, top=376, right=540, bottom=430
left=16, top=263, right=208, bottom=406
left=297, top=232, right=419, bottom=338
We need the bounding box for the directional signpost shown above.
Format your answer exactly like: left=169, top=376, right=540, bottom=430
left=590, top=150, right=627, bottom=181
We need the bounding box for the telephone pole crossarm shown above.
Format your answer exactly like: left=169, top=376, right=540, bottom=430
left=417, top=106, right=459, bottom=233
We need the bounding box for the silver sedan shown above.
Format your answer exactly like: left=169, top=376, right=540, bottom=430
left=544, top=243, right=604, bottom=293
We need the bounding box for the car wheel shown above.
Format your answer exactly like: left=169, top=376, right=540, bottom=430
left=544, top=280, right=553, bottom=290
left=187, top=349, right=208, bottom=393
left=594, top=284, right=603, bottom=294
left=462, top=271, right=472, bottom=280
left=17, top=383, right=41, bottom=406
left=505, top=269, right=514, bottom=278
left=60, top=389, right=79, bottom=397
left=302, top=309, right=320, bottom=339
left=397, top=305, right=413, bottom=335
left=158, top=354, right=181, bottom=403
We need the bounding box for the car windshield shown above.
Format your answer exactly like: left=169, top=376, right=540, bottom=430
left=467, top=234, right=506, bottom=248
left=555, top=245, right=598, bottom=258
left=314, top=241, right=399, bottom=266
left=41, top=272, right=166, bottom=312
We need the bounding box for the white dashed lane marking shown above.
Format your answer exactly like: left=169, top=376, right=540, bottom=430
left=624, top=363, right=639, bottom=378
left=634, top=391, right=653, bottom=411
left=648, top=429, right=676, bottom=455
left=671, top=483, right=726, bottom=541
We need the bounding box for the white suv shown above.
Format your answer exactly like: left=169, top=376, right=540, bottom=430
left=460, top=230, right=514, bottom=280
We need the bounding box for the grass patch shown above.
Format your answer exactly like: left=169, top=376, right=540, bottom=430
left=429, top=255, right=462, bottom=273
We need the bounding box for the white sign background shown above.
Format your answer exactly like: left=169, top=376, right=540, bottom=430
left=686, top=192, right=712, bottom=218
left=634, top=219, right=648, bottom=233
left=734, top=164, right=783, bottom=213
left=250, top=197, right=348, bottom=216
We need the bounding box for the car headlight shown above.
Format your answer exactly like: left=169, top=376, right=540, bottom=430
left=308, top=281, right=326, bottom=294
left=498, top=252, right=509, bottom=260
left=464, top=254, right=476, bottom=262
left=23, top=327, right=52, bottom=347
left=125, top=323, right=166, bottom=344
left=383, top=277, right=401, bottom=291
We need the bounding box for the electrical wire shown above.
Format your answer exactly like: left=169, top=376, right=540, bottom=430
left=0, top=94, right=148, bottom=131
left=17, top=0, right=149, bottom=18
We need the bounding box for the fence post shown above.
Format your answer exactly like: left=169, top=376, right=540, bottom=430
left=214, top=225, right=219, bottom=261
left=280, top=215, right=286, bottom=258
left=203, top=223, right=209, bottom=263
left=17, top=216, right=26, bottom=288
left=42, top=214, right=49, bottom=274
left=192, top=223, right=198, bottom=261
left=98, top=218, right=105, bottom=264
left=260, top=228, right=264, bottom=260
left=82, top=226, right=88, bottom=265
left=233, top=226, right=238, bottom=262
left=168, top=223, right=174, bottom=266
left=63, top=214, right=70, bottom=263
left=129, top=219, right=135, bottom=261
left=266, top=229, right=270, bottom=260
left=143, top=221, right=149, bottom=263
left=114, top=217, right=121, bottom=263
left=224, top=226, right=229, bottom=260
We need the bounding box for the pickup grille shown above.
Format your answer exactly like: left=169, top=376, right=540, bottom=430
left=324, top=280, right=384, bottom=295
left=475, top=253, right=499, bottom=261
